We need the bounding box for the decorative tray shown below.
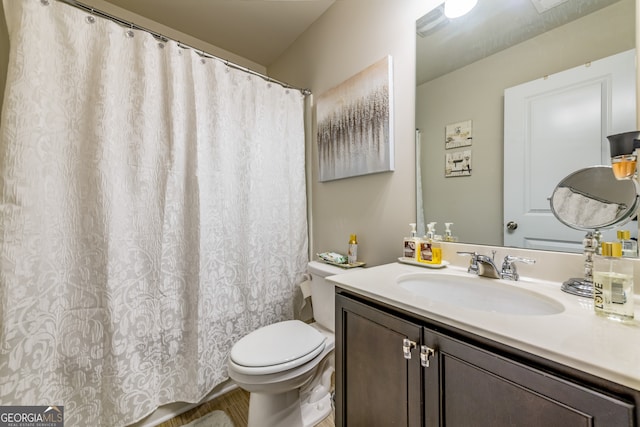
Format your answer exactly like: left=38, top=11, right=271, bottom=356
left=397, top=257, right=449, bottom=269
left=320, top=260, right=366, bottom=269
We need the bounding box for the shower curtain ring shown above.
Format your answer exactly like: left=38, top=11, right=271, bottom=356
left=85, top=9, right=96, bottom=24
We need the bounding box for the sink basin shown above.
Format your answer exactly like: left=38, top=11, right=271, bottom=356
left=397, top=273, right=564, bottom=316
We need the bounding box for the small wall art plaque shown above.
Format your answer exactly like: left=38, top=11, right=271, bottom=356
left=445, top=120, right=472, bottom=149
left=445, top=150, right=472, bottom=177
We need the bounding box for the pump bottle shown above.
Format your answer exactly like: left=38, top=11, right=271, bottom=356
left=418, top=222, right=441, bottom=264
left=403, top=223, right=419, bottom=260
left=444, top=222, right=458, bottom=242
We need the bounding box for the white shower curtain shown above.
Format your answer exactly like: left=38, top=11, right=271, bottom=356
left=0, top=1, right=308, bottom=425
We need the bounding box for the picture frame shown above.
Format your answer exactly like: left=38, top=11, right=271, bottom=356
left=445, top=120, right=472, bottom=149
left=316, top=56, right=394, bottom=182
left=445, top=150, right=472, bottom=177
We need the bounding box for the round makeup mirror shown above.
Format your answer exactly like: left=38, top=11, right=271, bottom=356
left=550, top=165, right=640, bottom=297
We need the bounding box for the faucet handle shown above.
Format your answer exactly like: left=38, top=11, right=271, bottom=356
left=457, top=251, right=479, bottom=274
left=457, top=251, right=479, bottom=257
left=501, top=255, right=536, bottom=281
left=504, top=255, right=536, bottom=265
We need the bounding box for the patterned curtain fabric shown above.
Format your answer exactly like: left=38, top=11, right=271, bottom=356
left=0, top=1, right=308, bottom=425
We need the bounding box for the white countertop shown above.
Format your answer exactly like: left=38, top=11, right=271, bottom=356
left=327, top=262, right=640, bottom=391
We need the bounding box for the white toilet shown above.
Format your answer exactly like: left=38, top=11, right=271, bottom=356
left=228, top=261, right=356, bottom=427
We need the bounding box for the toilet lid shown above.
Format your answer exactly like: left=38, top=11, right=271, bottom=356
left=231, top=320, right=326, bottom=371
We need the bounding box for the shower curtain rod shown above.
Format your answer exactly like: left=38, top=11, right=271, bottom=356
left=55, top=0, right=312, bottom=96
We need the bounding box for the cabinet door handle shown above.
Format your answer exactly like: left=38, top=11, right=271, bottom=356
left=402, top=338, right=416, bottom=359
left=420, top=345, right=435, bottom=367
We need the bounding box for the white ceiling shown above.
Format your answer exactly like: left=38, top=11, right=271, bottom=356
left=101, top=0, right=336, bottom=67
left=95, top=0, right=624, bottom=81
left=416, top=0, right=623, bottom=85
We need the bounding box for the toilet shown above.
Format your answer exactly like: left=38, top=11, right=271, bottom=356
left=228, top=261, right=358, bottom=427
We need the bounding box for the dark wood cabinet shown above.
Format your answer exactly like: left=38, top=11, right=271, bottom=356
left=336, top=291, right=638, bottom=427
left=335, top=293, right=422, bottom=427
left=423, top=328, right=634, bottom=427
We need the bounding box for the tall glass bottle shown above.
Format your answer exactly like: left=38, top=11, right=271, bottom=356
left=593, top=242, right=634, bottom=321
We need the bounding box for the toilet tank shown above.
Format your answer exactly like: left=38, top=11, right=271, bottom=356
left=307, top=261, right=361, bottom=332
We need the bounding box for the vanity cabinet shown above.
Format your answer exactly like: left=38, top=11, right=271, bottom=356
left=335, top=291, right=423, bottom=426
left=335, top=291, right=637, bottom=427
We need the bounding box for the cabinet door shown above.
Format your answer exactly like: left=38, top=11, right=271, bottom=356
left=336, top=294, right=422, bottom=427
left=423, top=329, right=635, bottom=427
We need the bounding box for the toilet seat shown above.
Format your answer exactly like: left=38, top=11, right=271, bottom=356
left=230, top=320, right=326, bottom=375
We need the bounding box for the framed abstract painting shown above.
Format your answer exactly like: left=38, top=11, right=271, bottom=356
left=316, top=56, right=394, bottom=182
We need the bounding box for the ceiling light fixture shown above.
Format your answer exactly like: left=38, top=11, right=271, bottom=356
left=416, top=4, right=449, bottom=38
left=529, top=0, right=569, bottom=14
left=444, top=0, right=478, bottom=19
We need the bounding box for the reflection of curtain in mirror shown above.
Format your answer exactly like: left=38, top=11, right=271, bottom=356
left=416, top=130, right=425, bottom=236
left=552, top=187, right=622, bottom=227
left=0, top=1, right=308, bottom=425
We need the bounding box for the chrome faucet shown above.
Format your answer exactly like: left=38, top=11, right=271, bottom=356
left=458, top=251, right=501, bottom=279
left=457, top=251, right=536, bottom=281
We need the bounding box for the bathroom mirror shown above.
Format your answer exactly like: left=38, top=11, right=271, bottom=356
left=415, top=0, right=635, bottom=250
left=550, top=165, right=639, bottom=297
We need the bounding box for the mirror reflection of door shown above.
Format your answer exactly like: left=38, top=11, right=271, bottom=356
left=503, top=49, right=636, bottom=252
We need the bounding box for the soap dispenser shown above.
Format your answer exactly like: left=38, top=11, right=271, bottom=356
left=418, top=222, right=442, bottom=264
left=403, top=223, right=419, bottom=260
left=425, top=222, right=436, bottom=241
left=444, top=222, right=458, bottom=242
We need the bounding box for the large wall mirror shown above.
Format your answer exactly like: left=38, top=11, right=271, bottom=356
left=415, top=0, right=636, bottom=252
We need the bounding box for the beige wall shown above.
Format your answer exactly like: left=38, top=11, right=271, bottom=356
left=416, top=0, right=635, bottom=247
left=269, top=0, right=440, bottom=267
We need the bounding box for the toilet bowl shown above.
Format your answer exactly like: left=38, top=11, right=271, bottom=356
left=227, top=261, right=358, bottom=427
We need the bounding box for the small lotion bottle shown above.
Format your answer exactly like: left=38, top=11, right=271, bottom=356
left=617, top=230, right=638, bottom=258
left=348, top=234, right=358, bottom=264
left=593, top=242, right=634, bottom=321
